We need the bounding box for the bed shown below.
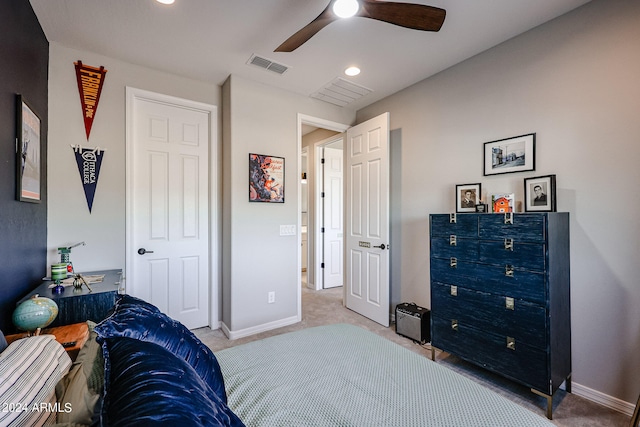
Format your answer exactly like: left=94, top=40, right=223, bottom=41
left=217, top=323, right=555, bottom=427
left=0, top=295, right=556, bottom=426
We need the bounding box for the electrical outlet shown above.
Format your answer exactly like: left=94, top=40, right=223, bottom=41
left=268, top=291, right=276, bottom=304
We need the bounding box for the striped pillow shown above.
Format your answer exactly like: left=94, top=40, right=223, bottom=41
left=0, top=335, right=72, bottom=427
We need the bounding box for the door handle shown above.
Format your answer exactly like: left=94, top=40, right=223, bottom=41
left=373, top=244, right=387, bottom=250
left=137, top=248, right=154, bottom=255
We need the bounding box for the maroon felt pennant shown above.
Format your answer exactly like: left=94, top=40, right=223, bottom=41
left=74, top=61, right=107, bottom=140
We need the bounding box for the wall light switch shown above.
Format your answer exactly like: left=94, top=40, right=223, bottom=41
left=280, top=225, right=296, bottom=236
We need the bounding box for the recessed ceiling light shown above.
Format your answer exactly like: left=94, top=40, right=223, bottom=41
left=156, top=0, right=175, bottom=4
left=333, top=0, right=359, bottom=18
left=345, top=66, right=361, bottom=76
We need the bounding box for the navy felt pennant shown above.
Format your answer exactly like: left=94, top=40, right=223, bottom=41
left=73, top=146, right=104, bottom=213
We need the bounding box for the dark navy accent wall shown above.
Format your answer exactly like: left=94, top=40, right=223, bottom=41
left=0, top=2, right=49, bottom=332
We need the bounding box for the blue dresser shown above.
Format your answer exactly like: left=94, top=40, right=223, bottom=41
left=429, top=213, right=570, bottom=419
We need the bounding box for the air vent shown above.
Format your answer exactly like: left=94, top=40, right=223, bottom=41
left=311, top=77, right=373, bottom=107
left=247, top=54, right=289, bottom=75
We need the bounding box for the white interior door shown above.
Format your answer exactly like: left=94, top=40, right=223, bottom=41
left=127, top=88, right=212, bottom=330
left=323, top=146, right=343, bottom=288
left=345, top=113, right=390, bottom=326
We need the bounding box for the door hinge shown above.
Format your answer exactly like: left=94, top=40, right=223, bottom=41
left=321, top=263, right=325, bottom=268
left=321, top=192, right=325, bottom=198
left=321, top=158, right=325, bottom=164
left=321, top=227, right=325, bottom=233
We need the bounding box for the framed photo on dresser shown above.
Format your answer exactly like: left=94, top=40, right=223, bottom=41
left=456, top=183, right=481, bottom=213
left=524, top=174, right=556, bottom=212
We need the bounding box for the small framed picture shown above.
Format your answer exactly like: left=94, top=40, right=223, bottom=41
left=483, top=133, right=535, bottom=176
left=524, top=175, right=556, bottom=212
left=456, top=183, right=481, bottom=213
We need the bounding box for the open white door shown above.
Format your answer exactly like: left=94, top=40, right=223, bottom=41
left=345, top=113, right=390, bottom=326
left=322, top=146, right=343, bottom=288
left=126, top=88, right=215, bottom=330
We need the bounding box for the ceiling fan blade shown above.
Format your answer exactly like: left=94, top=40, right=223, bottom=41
left=275, top=4, right=339, bottom=52
left=359, top=0, right=446, bottom=32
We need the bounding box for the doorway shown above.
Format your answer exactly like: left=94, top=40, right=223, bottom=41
left=297, top=115, right=348, bottom=303
left=297, top=112, right=391, bottom=327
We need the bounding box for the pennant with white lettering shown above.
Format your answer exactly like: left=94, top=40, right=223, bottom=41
left=74, top=61, right=107, bottom=140
left=72, top=146, right=105, bottom=213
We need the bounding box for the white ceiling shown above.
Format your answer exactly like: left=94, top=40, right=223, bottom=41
left=30, top=0, right=592, bottom=111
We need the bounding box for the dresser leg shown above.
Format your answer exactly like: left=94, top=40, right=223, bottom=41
left=430, top=346, right=436, bottom=361
left=565, top=374, right=572, bottom=393
left=531, top=388, right=553, bottom=420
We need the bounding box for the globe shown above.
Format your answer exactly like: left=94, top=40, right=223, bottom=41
left=12, top=295, right=59, bottom=332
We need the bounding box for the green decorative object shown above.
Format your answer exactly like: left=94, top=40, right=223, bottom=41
left=12, top=295, right=59, bottom=332
left=51, top=263, right=67, bottom=281
left=51, top=263, right=67, bottom=294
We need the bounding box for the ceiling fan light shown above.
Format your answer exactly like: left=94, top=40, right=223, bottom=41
left=333, top=0, right=359, bottom=18
left=345, top=66, right=361, bottom=76
left=156, top=0, right=175, bottom=4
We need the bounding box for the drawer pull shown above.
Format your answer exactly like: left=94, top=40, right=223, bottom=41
left=449, top=213, right=457, bottom=224
left=450, top=257, right=457, bottom=268
left=504, top=238, right=514, bottom=251
left=450, top=285, right=458, bottom=296
left=505, top=265, right=514, bottom=277
left=506, top=336, right=516, bottom=350
left=504, top=212, right=513, bottom=224
left=505, top=297, right=515, bottom=310
left=449, top=235, right=457, bottom=246
left=451, top=320, right=459, bottom=331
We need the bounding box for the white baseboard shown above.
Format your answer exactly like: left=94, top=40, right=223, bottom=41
left=572, top=381, right=636, bottom=417
left=220, top=315, right=300, bottom=340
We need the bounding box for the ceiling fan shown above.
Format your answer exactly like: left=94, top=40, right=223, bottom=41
left=275, top=0, right=446, bottom=52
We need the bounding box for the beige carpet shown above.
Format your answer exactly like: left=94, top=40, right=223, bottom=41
left=194, top=286, right=631, bottom=427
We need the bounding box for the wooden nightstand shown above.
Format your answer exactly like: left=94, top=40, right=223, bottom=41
left=5, top=322, right=89, bottom=361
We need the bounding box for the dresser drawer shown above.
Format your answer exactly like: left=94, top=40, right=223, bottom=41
left=431, top=316, right=549, bottom=392
left=431, top=236, right=479, bottom=261
left=430, top=258, right=546, bottom=304
left=479, top=240, right=546, bottom=271
left=431, top=282, right=547, bottom=349
left=479, top=214, right=546, bottom=242
left=430, top=214, right=478, bottom=238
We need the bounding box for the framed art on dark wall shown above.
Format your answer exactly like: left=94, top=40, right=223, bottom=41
left=16, top=94, right=41, bottom=203
left=455, top=183, right=481, bottom=213
left=524, top=174, right=556, bottom=212
left=249, top=153, right=285, bottom=203
left=484, top=133, right=535, bottom=176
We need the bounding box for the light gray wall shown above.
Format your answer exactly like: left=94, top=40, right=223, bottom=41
left=357, top=0, right=640, bottom=405
left=46, top=43, right=221, bottom=275
left=222, top=75, right=355, bottom=333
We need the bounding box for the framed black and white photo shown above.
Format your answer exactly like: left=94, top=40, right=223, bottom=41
left=16, top=94, right=41, bottom=203
left=483, top=133, right=535, bottom=176
left=524, top=174, right=556, bottom=212
left=456, top=183, right=481, bottom=213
